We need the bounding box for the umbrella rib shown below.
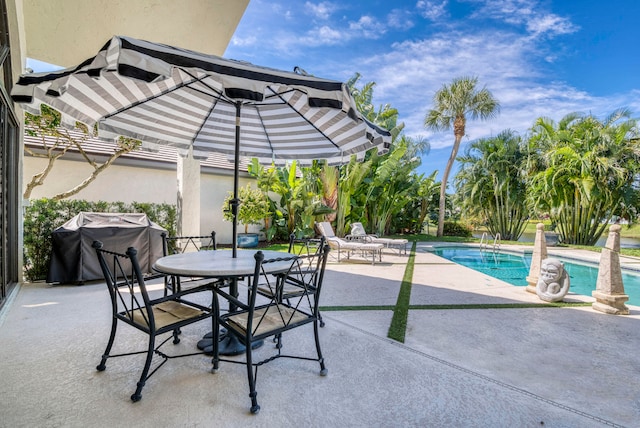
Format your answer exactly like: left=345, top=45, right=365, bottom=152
left=102, top=74, right=207, bottom=121
left=191, top=93, right=223, bottom=147
left=181, top=68, right=231, bottom=102
left=179, top=69, right=231, bottom=147
left=266, top=86, right=342, bottom=152
left=254, top=107, right=276, bottom=160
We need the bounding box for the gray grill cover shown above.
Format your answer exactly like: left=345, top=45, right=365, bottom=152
left=47, top=212, right=167, bottom=284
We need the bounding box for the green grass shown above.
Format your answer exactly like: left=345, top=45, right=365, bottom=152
left=387, top=242, right=416, bottom=343
left=259, top=242, right=290, bottom=251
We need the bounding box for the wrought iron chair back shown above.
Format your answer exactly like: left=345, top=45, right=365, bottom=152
left=162, top=231, right=217, bottom=255
left=92, top=240, right=213, bottom=402
left=258, top=234, right=328, bottom=326
left=211, top=246, right=330, bottom=414
left=160, top=231, right=221, bottom=294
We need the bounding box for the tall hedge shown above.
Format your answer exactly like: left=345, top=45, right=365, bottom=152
left=442, top=221, right=472, bottom=237
left=23, top=198, right=177, bottom=281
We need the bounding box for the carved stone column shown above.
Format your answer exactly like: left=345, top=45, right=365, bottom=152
left=592, top=225, right=629, bottom=315
left=526, top=223, right=548, bottom=294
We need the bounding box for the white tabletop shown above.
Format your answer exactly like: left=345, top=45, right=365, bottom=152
left=152, top=249, right=294, bottom=277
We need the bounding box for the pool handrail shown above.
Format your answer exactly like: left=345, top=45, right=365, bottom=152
left=480, top=232, right=501, bottom=252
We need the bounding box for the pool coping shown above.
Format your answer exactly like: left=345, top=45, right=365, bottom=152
left=423, top=241, right=640, bottom=272
left=418, top=242, right=640, bottom=307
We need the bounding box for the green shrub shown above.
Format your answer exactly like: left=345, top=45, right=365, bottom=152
left=442, top=221, right=472, bottom=237
left=23, top=198, right=177, bottom=281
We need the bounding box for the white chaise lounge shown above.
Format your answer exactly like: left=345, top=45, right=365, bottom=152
left=315, top=221, right=383, bottom=265
left=347, top=222, right=409, bottom=255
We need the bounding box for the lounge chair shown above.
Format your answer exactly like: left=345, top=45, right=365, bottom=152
left=315, top=221, right=383, bottom=265
left=347, top=222, right=409, bottom=255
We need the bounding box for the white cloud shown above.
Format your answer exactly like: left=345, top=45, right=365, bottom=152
left=466, top=0, right=579, bottom=38
left=387, top=8, right=415, bottom=29
left=304, top=1, right=339, bottom=20
left=342, top=23, right=634, bottom=152
left=349, top=15, right=387, bottom=39
left=300, top=25, right=345, bottom=46
left=526, top=14, right=578, bottom=38
left=416, top=0, right=449, bottom=21
left=231, top=35, right=258, bottom=47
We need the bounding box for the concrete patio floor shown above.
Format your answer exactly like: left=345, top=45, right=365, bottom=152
left=1, top=243, right=639, bottom=427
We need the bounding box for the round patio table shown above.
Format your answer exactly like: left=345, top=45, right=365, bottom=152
left=153, top=249, right=295, bottom=355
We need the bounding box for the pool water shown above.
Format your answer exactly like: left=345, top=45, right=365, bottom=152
left=431, top=247, right=640, bottom=306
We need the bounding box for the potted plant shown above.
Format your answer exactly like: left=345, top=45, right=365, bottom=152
left=222, top=184, right=271, bottom=247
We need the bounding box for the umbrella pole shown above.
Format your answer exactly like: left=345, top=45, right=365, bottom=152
left=231, top=101, right=241, bottom=258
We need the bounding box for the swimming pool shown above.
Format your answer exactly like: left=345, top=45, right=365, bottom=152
left=430, top=246, right=640, bottom=306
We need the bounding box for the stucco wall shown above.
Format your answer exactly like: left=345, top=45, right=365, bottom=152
left=23, top=0, right=250, bottom=66
left=23, top=156, right=257, bottom=244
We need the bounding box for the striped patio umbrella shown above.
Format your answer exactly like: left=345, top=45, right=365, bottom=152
left=12, top=36, right=392, bottom=255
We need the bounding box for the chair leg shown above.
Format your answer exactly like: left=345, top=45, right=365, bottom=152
left=96, top=317, right=118, bottom=371
left=246, top=341, right=260, bottom=414
left=211, top=294, right=220, bottom=372
left=313, top=320, right=328, bottom=376
left=131, top=335, right=155, bottom=402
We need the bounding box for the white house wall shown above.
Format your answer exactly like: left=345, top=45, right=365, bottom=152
left=23, top=156, right=256, bottom=245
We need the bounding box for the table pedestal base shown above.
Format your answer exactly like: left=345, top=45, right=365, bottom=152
left=198, top=330, right=262, bottom=356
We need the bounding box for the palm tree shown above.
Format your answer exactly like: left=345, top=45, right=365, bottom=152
left=455, top=130, right=529, bottom=240
left=527, top=109, right=639, bottom=245
left=424, top=77, right=500, bottom=236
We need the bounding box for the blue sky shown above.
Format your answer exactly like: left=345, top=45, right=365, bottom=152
left=27, top=0, right=640, bottom=181
left=224, top=0, right=640, bottom=179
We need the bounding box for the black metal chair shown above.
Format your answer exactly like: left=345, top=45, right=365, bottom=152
left=161, top=231, right=223, bottom=295
left=257, top=234, right=327, bottom=327
left=92, top=241, right=214, bottom=402
left=211, top=246, right=330, bottom=414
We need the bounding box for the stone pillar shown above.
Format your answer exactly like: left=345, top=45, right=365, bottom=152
left=176, top=148, right=201, bottom=239
left=592, top=225, right=629, bottom=315
left=526, top=223, right=548, bottom=293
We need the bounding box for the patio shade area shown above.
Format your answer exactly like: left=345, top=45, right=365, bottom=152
left=22, top=0, right=249, bottom=66
left=1, top=244, right=639, bottom=426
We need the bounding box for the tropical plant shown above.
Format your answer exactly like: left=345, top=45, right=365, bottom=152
left=222, top=184, right=271, bottom=234
left=321, top=163, right=339, bottom=222
left=247, top=158, right=283, bottom=240
left=424, top=76, right=500, bottom=237
left=455, top=129, right=529, bottom=241
left=360, top=139, right=423, bottom=235
left=527, top=109, right=640, bottom=245
left=341, top=73, right=423, bottom=236
left=248, top=160, right=330, bottom=238
left=243, top=72, right=416, bottom=239
left=335, top=156, right=372, bottom=236
left=404, top=170, right=440, bottom=234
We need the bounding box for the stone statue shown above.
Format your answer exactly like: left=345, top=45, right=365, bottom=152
left=536, top=258, right=570, bottom=302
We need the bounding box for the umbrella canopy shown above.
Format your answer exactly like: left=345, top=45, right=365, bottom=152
left=12, top=35, right=392, bottom=254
